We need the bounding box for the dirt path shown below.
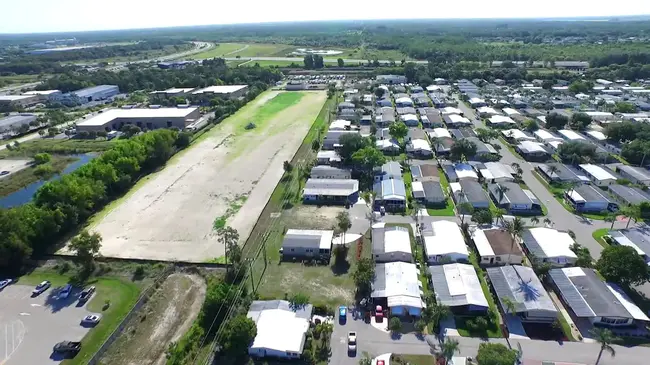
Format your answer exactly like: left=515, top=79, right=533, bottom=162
left=98, top=273, right=206, bottom=365
left=84, top=91, right=327, bottom=262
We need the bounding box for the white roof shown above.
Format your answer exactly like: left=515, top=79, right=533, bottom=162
left=469, top=97, right=486, bottom=104
left=526, top=227, right=577, bottom=260
left=566, top=189, right=585, bottom=203
left=585, top=111, right=614, bottom=118
left=502, top=107, right=520, bottom=116
left=427, top=85, right=442, bottom=92
left=448, top=114, right=471, bottom=124
left=534, top=129, right=562, bottom=142
left=77, top=107, right=198, bottom=127
left=424, top=221, right=468, bottom=257
left=481, top=162, right=514, bottom=180
left=412, top=181, right=424, bottom=193
left=192, top=85, right=247, bottom=95
left=586, top=130, right=606, bottom=141
left=472, top=228, right=495, bottom=257
left=152, top=87, right=195, bottom=94
left=396, top=96, right=413, bottom=104
left=575, top=93, right=590, bottom=100
left=23, top=90, right=60, bottom=95
left=536, top=115, right=546, bottom=124
left=441, top=107, right=462, bottom=115
left=548, top=140, right=563, bottom=149
left=455, top=164, right=478, bottom=179
left=558, top=129, right=586, bottom=141
left=579, top=164, right=617, bottom=181
left=449, top=182, right=461, bottom=193
left=376, top=262, right=423, bottom=308
left=478, top=106, right=499, bottom=115
left=489, top=115, right=515, bottom=125
left=432, top=128, right=452, bottom=139
left=518, top=140, right=547, bottom=153
left=249, top=308, right=309, bottom=353
left=376, top=139, right=399, bottom=150
left=443, top=263, right=489, bottom=307
left=402, top=114, right=418, bottom=122
left=330, top=119, right=352, bottom=130
left=409, top=139, right=432, bottom=152
left=503, top=129, right=535, bottom=141
left=285, top=229, right=334, bottom=250
left=0, top=95, right=34, bottom=101
left=606, top=283, right=650, bottom=321
left=374, top=223, right=412, bottom=254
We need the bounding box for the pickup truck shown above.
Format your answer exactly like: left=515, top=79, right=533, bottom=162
left=53, top=341, right=81, bottom=357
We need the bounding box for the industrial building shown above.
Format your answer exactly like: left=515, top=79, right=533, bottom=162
left=0, top=114, right=38, bottom=133
left=0, top=94, right=41, bottom=108
left=76, top=107, right=200, bottom=132
left=66, top=85, right=119, bottom=104
left=22, top=90, right=63, bottom=103
left=150, top=87, right=195, bottom=97
left=191, top=85, right=249, bottom=98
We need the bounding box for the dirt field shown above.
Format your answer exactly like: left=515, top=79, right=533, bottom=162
left=98, top=273, right=206, bottom=365
left=81, top=91, right=327, bottom=261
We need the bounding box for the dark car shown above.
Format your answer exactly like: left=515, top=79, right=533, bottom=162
left=53, top=341, right=81, bottom=358
left=78, top=286, right=96, bottom=303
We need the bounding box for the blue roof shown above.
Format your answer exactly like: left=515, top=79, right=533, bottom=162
left=73, top=85, right=118, bottom=98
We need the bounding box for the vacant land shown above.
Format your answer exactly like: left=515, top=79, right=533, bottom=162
left=83, top=91, right=327, bottom=262
left=339, top=47, right=409, bottom=61
left=98, top=273, right=206, bottom=365
left=190, top=43, right=295, bottom=59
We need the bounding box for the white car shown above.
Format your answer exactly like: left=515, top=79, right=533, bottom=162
left=347, top=331, right=357, bottom=353
left=0, top=279, right=12, bottom=290
left=32, top=281, right=51, bottom=296
left=81, top=314, right=101, bottom=325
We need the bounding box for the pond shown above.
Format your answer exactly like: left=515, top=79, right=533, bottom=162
left=0, top=154, right=96, bottom=209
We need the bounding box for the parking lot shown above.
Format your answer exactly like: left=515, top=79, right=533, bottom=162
left=0, top=284, right=95, bottom=364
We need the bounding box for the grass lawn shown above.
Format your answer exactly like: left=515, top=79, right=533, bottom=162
left=592, top=228, right=611, bottom=249
left=455, top=316, right=503, bottom=338
left=427, top=167, right=456, bottom=216
left=0, top=155, right=76, bottom=197
left=190, top=43, right=296, bottom=59
left=188, top=43, right=249, bottom=59
left=17, top=271, right=141, bottom=365
left=556, top=312, right=576, bottom=341
left=391, top=354, right=436, bottom=365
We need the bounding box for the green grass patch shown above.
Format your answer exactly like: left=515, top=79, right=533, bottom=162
left=244, top=92, right=305, bottom=131
left=212, top=194, right=248, bottom=229
left=426, top=169, right=456, bottom=216
left=556, top=312, right=576, bottom=342
left=463, top=251, right=503, bottom=338
left=0, top=155, right=76, bottom=197
left=17, top=271, right=141, bottom=365
left=189, top=43, right=296, bottom=60
left=592, top=228, right=611, bottom=249
left=1, top=138, right=113, bottom=158
left=391, top=354, right=436, bottom=365
left=455, top=316, right=503, bottom=338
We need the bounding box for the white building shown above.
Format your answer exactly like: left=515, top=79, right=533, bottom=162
left=247, top=300, right=312, bottom=359
left=472, top=227, right=524, bottom=265
left=488, top=115, right=516, bottom=126
left=430, top=128, right=452, bottom=139
left=479, top=162, right=515, bottom=183
left=502, top=108, right=521, bottom=116
left=441, top=107, right=463, bottom=115
left=477, top=106, right=500, bottom=117
left=372, top=262, right=424, bottom=316
left=329, top=119, right=352, bottom=130
left=579, top=164, right=618, bottom=186
left=428, top=263, right=489, bottom=312
left=533, top=129, right=563, bottom=143
left=502, top=129, right=535, bottom=142
left=407, top=139, right=433, bottom=156
left=558, top=129, right=586, bottom=142
left=521, top=227, right=577, bottom=266
left=469, top=97, right=487, bottom=107
left=191, top=84, right=249, bottom=98
left=372, top=223, right=413, bottom=263
left=423, top=220, right=469, bottom=264
left=454, top=163, right=478, bottom=180
left=76, top=107, right=200, bottom=132
left=446, top=114, right=472, bottom=125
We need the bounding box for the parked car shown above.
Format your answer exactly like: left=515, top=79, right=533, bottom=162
left=78, top=286, right=96, bottom=303
left=53, top=341, right=81, bottom=358
left=81, top=314, right=101, bottom=325
left=0, top=171, right=9, bottom=176
left=32, top=281, right=51, bottom=296
left=375, top=305, right=384, bottom=322
left=0, top=279, right=12, bottom=290
left=347, top=331, right=357, bottom=354
left=59, top=284, right=73, bottom=299
left=338, top=305, right=347, bottom=324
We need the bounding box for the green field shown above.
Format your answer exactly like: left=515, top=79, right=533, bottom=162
left=17, top=270, right=141, bottom=365
left=190, top=42, right=296, bottom=59
left=0, top=74, right=41, bottom=86
left=338, top=46, right=410, bottom=61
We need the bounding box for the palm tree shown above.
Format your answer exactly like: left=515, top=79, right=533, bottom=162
left=430, top=137, right=443, bottom=156
left=547, top=165, right=560, bottom=182
left=439, top=338, right=460, bottom=364
left=591, top=327, right=619, bottom=365
left=336, top=211, right=352, bottom=246
left=621, top=204, right=640, bottom=229
left=501, top=297, right=518, bottom=316
left=496, top=184, right=509, bottom=204
left=604, top=213, right=617, bottom=230
left=530, top=216, right=539, bottom=226
left=543, top=217, right=553, bottom=227
left=495, top=208, right=506, bottom=226
left=511, top=162, right=523, bottom=178
left=504, top=217, right=524, bottom=264
left=566, top=181, right=579, bottom=196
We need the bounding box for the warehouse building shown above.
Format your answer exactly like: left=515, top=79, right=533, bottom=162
left=76, top=107, right=200, bottom=132
left=67, top=85, right=119, bottom=104
left=0, top=114, right=38, bottom=133
left=0, top=94, right=41, bottom=108
left=192, top=85, right=249, bottom=98
left=22, top=90, right=63, bottom=102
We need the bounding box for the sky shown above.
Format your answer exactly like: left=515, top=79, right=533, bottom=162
left=2, top=0, right=650, bottom=34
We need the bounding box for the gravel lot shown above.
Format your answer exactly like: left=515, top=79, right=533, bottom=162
left=84, top=91, right=327, bottom=262
left=0, top=284, right=94, bottom=364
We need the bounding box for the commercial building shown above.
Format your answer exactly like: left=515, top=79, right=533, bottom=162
left=549, top=267, right=649, bottom=327
left=422, top=220, right=469, bottom=264
left=486, top=265, right=558, bottom=323
left=471, top=227, right=524, bottom=266
left=520, top=227, right=577, bottom=266
left=372, top=223, right=413, bottom=263
left=191, top=85, right=249, bottom=98
left=0, top=94, right=41, bottom=108
left=0, top=114, right=38, bottom=133
left=428, top=263, right=489, bottom=313
left=247, top=300, right=312, bottom=359
left=372, top=262, right=424, bottom=316
left=22, top=90, right=63, bottom=102
left=67, top=85, right=119, bottom=104
left=280, top=229, right=333, bottom=262
left=76, top=107, right=200, bottom=132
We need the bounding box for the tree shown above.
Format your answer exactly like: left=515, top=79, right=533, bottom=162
left=374, top=87, right=385, bottom=99
left=450, top=138, right=477, bottom=161
left=557, top=141, right=596, bottom=164
left=501, top=297, right=517, bottom=316
left=289, top=292, right=310, bottom=310
left=351, top=146, right=386, bottom=175
left=568, top=112, right=593, bottom=131
left=313, top=55, right=324, bottom=69
left=414, top=319, right=426, bottom=333
left=504, top=217, right=524, bottom=264
left=545, top=112, right=569, bottom=130
left=439, top=338, right=460, bottom=364
left=571, top=243, right=593, bottom=268
left=422, top=301, right=450, bottom=332
left=568, top=80, right=593, bottom=94
left=219, top=314, right=257, bottom=358
left=388, top=122, right=408, bottom=141
left=604, top=213, right=617, bottom=229
left=614, top=102, right=636, bottom=113
left=476, top=343, right=518, bottom=365
left=494, top=208, right=506, bottom=225
left=471, top=209, right=493, bottom=225
left=339, top=134, right=369, bottom=162
left=327, top=83, right=336, bottom=99
left=622, top=139, right=650, bottom=166
left=33, top=152, right=51, bottom=165
left=303, top=55, right=314, bottom=69
left=596, top=245, right=650, bottom=286
left=216, top=226, right=241, bottom=273
left=621, top=204, right=641, bottom=228
left=388, top=317, right=402, bottom=333
left=352, top=258, right=375, bottom=296
left=174, top=131, right=191, bottom=149
left=68, top=230, right=102, bottom=272
left=283, top=160, right=294, bottom=174
left=337, top=58, right=344, bottom=67
left=592, top=327, right=619, bottom=365
left=404, top=62, right=417, bottom=82
left=523, top=119, right=539, bottom=132
left=475, top=128, right=498, bottom=143
left=336, top=210, right=352, bottom=245
left=510, top=162, right=523, bottom=178
left=530, top=216, right=539, bottom=226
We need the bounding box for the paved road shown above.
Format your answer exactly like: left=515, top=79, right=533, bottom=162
left=222, top=56, right=429, bottom=65
left=0, top=82, right=42, bottom=95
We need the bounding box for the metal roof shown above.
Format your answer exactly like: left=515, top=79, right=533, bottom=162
left=282, top=230, right=334, bottom=250
left=608, top=184, right=650, bottom=205
left=608, top=228, right=650, bottom=257
left=458, top=180, right=489, bottom=205
left=486, top=265, right=557, bottom=313
left=72, top=84, right=118, bottom=98
left=429, top=263, right=489, bottom=308
left=303, top=179, right=358, bottom=197
left=488, top=182, right=536, bottom=206
left=372, top=224, right=411, bottom=256
left=573, top=184, right=612, bottom=203
left=374, top=178, right=407, bottom=200
left=521, top=227, right=577, bottom=260
left=248, top=300, right=313, bottom=322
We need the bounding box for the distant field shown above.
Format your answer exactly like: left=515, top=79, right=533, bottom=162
left=0, top=74, right=41, bottom=86
left=338, top=46, right=410, bottom=61
left=190, top=43, right=295, bottom=59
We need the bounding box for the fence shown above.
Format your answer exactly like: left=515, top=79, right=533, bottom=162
left=86, top=264, right=176, bottom=365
